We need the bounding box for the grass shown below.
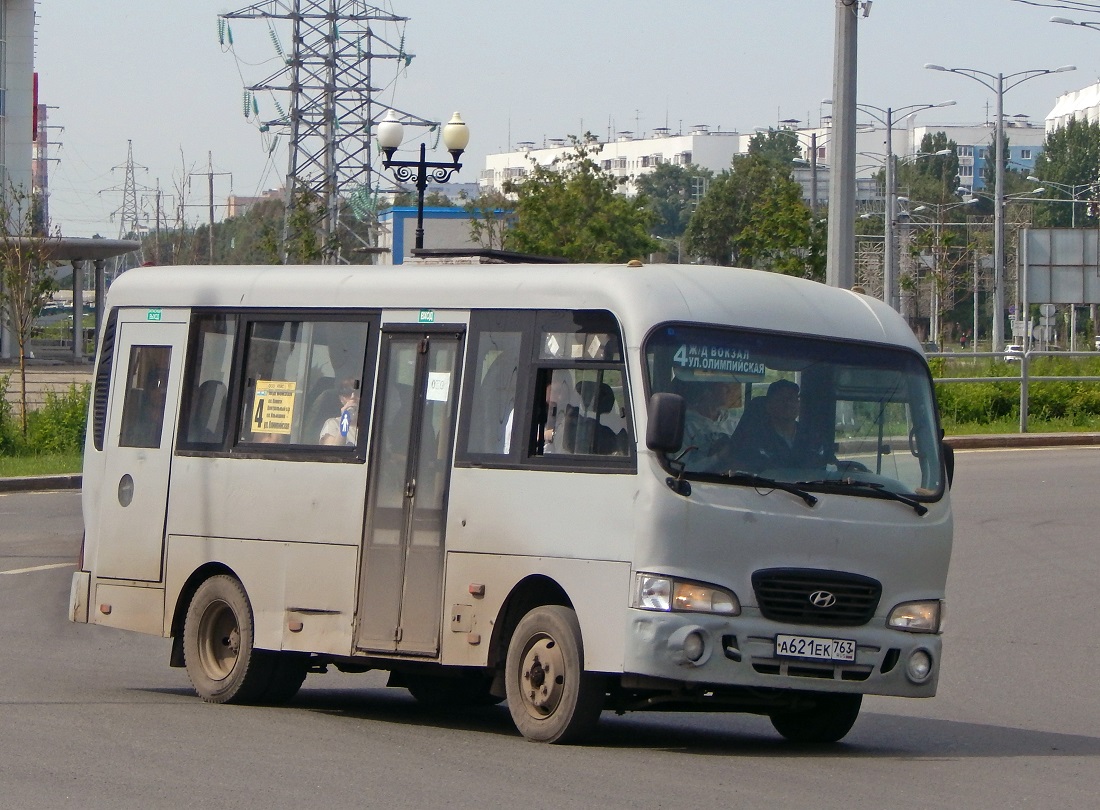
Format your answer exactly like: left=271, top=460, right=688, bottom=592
left=0, top=452, right=83, bottom=478
left=944, top=415, right=1100, bottom=435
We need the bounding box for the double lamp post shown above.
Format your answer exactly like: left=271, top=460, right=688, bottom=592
left=924, top=62, right=1075, bottom=351
left=377, top=110, right=470, bottom=252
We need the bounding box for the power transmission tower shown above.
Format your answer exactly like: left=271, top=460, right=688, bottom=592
left=102, top=140, right=153, bottom=277
left=221, top=1, right=436, bottom=264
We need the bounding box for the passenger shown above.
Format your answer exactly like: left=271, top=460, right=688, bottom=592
left=679, top=381, right=736, bottom=472
left=730, top=379, right=801, bottom=471
left=320, top=377, right=360, bottom=446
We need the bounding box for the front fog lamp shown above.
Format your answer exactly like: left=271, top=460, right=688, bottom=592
left=635, top=574, right=740, bottom=615
left=906, top=649, right=934, bottom=683
left=888, top=600, right=942, bottom=633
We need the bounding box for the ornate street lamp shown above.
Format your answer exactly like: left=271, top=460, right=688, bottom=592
left=377, top=110, right=470, bottom=251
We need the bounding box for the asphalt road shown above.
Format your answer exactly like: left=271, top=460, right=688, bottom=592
left=2, top=448, right=1098, bottom=809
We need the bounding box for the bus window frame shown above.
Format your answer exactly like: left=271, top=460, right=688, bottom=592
left=455, top=308, right=636, bottom=475
left=175, top=307, right=380, bottom=462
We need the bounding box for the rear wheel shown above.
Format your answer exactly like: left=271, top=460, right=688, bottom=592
left=259, top=651, right=310, bottom=704
left=505, top=605, right=604, bottom=744
left=183, top=575, right=275, bottom=704
left=769, top=693, right=862, bottom=744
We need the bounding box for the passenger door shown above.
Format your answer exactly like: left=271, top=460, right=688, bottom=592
left=94, top=311, right=188, bottom=582
left=356, top=329, right=463, bottom=655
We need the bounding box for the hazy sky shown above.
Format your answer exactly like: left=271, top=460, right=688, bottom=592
left=36, top=0, right=1100, bottom=238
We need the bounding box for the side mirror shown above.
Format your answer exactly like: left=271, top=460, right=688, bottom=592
left=646, top=392, right=685, bottom=453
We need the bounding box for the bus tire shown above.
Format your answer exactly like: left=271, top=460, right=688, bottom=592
left=183, top=574, right=273, bottom=704
left=258, top=652, right=310, bottom=704
left=505, top=605, right=604, bottom=743
left=769, top=693, right=862, bottom=744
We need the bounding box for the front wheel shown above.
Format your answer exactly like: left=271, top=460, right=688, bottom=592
left=183, top=575, right=276, bottom=704
left=505, top=605, right=604, bottom=744
left=769, top=693, right=862, bottom=744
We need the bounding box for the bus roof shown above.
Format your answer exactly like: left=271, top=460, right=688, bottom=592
left=104, top=263, right=920, bottom=351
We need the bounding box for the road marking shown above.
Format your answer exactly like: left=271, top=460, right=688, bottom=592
left=0, top=562, right=73, bottom=575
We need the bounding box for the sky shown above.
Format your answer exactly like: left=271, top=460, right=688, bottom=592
left=35, top=0, right=1100, bottom=239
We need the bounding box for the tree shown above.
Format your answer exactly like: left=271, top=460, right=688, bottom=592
left=1031, top=117, right=1100, bottom=228
left=0, top=182, right=60, bottom=436
left=503, top=134, right=657, bottom=262
left=635, top=163, right=713, bottom=248
left=895, top=132, right=963, bottom=207
left=747, top=128, right=802, bottom=165
left=684, top=153, right=823, bottom=279
left=461, top=189, right=513, bottom=251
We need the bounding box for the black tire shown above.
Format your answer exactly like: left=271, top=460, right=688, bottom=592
left=504, top=605, right=604, bottom=744
left=183, top=575, right=275, bottom=704
left=404, top=671, right=504, bottom=709
left=769, top=693, right=862, bottom=744
left=258, top=651, right=310, bottom=704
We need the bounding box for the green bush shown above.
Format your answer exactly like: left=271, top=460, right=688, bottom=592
left=26, top=384, right=89, bottom=455
left=0, top=373, right=17, bottom=455
left=934, top=353, right=1100, bottom=430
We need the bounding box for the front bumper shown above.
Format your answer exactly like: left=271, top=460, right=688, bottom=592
left=622, top=607, right=940, bottom=698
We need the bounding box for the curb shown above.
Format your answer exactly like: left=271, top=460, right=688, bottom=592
left=944, top=433, right=1100, bottom=450
left=0, top=474, right=82, bottom=493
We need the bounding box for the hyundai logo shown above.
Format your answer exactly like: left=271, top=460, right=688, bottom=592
left=809, top=590, right=837, bottom=608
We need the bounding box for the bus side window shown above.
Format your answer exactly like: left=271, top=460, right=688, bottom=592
left=236, top=319, right=369, bottom=448
left=118, top=345, right=172, bottom=448
left=464, top=329, right=522, bottom=455
left=183, top=315, right=236, bottom=446
left=537, top=367, right=628, bottom=456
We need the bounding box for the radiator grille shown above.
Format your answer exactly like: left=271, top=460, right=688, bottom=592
left=752, top=568, right=881, bottom=627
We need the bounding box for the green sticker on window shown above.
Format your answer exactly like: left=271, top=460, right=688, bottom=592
left=147, top=309, right=162, bottom=322
left=418, top=309, right=435, bottom=324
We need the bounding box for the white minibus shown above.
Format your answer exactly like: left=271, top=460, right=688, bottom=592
left=70, top=261, right=953, bottom=744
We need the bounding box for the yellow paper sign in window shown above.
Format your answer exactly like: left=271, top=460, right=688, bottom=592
left=252, top=379, right=297, bottom=435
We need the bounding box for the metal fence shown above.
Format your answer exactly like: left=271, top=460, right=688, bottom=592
left=928, top=349, right=1100, bottom=432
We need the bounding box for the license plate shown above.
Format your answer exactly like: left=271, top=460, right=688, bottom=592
left=775, top=633, right=856, bottom=662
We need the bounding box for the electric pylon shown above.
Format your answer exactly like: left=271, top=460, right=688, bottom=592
left=102, top=140, right=151, bottom=276
left=221, top=1, right=436, bottom=264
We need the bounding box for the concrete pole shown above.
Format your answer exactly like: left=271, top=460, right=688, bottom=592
left=71, top=259, right=84, bottom=364
left=827, top=0, right=858, bottom=289
left=884, top=109, right=897, bottom=309
left=810, top=132, right=819, bottom=215
left=993, top=73, right=1006, bottom=352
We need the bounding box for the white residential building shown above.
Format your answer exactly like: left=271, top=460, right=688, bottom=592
left=480, top=126, right=743, bottom=197
left=1047, top=82, right=1100, bottom=130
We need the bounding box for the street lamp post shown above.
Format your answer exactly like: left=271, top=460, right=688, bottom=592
left=377, top=110, right=470, bottom=252
left=1025, top=175, right=1097, bottom=228
left=924, top=63, right=1075, bottom=352
left=848, top=100, right=955, bottom=311
left=906, top=198, right=979, bottom=344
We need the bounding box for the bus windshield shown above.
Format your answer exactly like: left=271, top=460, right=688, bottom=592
left=646, top=323, right=944, bottom=499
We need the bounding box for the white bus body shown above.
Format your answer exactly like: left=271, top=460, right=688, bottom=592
left=70, top=262, right=953, bottom=744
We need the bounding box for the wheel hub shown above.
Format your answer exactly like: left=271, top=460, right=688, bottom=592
left=520, top=637, right=565, bottom=719
left=198, top=600, right=240, bottom=681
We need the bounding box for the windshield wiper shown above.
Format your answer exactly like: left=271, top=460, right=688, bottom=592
left=723, top=472, right=818, bottom=507
left=796, top=477, right=928, bottom=516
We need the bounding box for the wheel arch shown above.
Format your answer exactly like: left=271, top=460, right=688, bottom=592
left=169, top=561, right=239, bottom=668
left=486, top=574, right=572, bottom=675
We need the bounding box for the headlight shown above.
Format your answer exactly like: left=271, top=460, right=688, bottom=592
left=635, top=573, right=740, bottom=615
left=888, top=600, right=942, bottom=633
